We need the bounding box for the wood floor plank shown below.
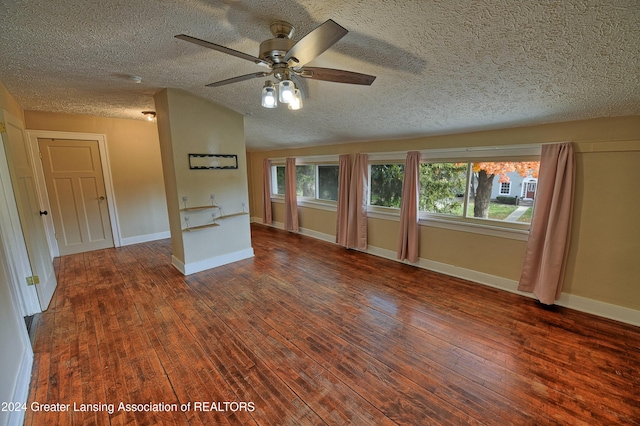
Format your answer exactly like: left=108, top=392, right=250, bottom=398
left=189, top=273, right=398, bottom=425
left=25, top=223, right=640, bottom=425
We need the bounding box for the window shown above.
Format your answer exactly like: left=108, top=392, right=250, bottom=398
left=419, top=163, right=467, bottom=216
left=418, top=161, right=539, bottom=225
left=296, top=165, right=315, bottom=197
left=271, top=165, right=285, bottom=195
left=270, top=160, right=340, bottom=204
left=317, top=165, right=339, bottom=201
left=369, top=163, right=404, bottom=208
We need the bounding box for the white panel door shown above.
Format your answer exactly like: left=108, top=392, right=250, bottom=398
left=39, top=138, right=114, bottom=255
left=2, top=111, right=57, bottom=310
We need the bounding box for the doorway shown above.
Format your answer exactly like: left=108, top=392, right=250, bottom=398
left=38, top=138, right=114, bottom=255
left=27, top=130, right=121, bottom=258
left=524, top=180, right=537, bottom=199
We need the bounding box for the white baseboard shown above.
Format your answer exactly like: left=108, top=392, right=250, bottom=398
left=120, top=231, right=171, bottom=246
left=171, top=255, right=186, bottom=274
left=555, top=293, right=640, bottom=327
left=7, top=348, right=33, bottom=426
left=172, top=248, right=255, bottom=276
left=251, top=218, right=338, bottom=244
left=250, top=218, right=640, bottom=327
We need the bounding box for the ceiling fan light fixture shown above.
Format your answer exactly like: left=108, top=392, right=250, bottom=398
left=142, top=111, right=156, bottom=121
left=278, top=79, right=295, bottom=104
left=261, top=81, right=277, bottom=108
left=288, top=89, right=303, bottom=110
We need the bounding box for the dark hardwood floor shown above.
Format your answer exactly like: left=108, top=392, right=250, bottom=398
left=25, top=223, right=640, bottom=425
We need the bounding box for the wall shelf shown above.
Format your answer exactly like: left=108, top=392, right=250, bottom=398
left=183, top=223, right=220, bottom=232
left=216, top=212, right=249, bottom=220
left=180, top=205, right=218, bottom=212
left=180, top=195, right=247, bottom=232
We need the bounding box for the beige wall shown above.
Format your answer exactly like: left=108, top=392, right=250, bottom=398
left=0, top=82, right=24, bottom=122
left=247, top=116, right=640, bottom=311
left=23, top=111, right=169, bottom=240
left=155, top=89, right=252, bottom=270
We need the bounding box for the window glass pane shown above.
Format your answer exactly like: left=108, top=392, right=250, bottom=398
left=317, top=165, right=339, bottom=201
left=272, top=166, right=285, bottom=195
left=370, top=164, right=404, bottom=208
left=419, top=163, right=467, bottom=216
left=296, top=165, right=315, bottom=197
left=467, top=161, right=540, bottom=223
left=499, top=182, right=511, bottom=195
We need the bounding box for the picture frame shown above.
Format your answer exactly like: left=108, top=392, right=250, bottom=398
left=188, top=154, right=238, bottom=170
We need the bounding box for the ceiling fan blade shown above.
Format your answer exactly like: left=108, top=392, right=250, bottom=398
left=299, top=67, right=376, bottom=85
left=283, top=20, right=348, bottom=67
left=175, top=34, right=271, bottom=67
left=205, top=72, right=270, bottom=87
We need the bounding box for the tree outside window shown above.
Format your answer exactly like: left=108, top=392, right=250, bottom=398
left=370, top=164, right=404, bottom=207
left=296, top=165, right=315, bottom=197
left=317, top=165, right=339, bottom=201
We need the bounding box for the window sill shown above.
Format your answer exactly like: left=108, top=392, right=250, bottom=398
left=366, top=206, right=529, bottom=240
left=298, top=198, right=337, bottom=212
left=418, top=216, right=530, bottom=241
left=270, top=196, right=337, bottom=212
left=367, top=206, right=400, bottom=222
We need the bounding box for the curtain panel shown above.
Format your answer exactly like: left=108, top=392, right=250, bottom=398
left=517, top=142, right=575, bottom=305
left=397, top=151, right=421, bottom=262
left=284, top=157, right=299, bottom=232
left=335, top=154, right=351, bottom=247
left=347, top=153, right=368, bottom=250
left=262, top=158, right=272, bottom=224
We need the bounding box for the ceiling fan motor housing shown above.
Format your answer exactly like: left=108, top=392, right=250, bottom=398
left=259, top=37, right=295, bottom=64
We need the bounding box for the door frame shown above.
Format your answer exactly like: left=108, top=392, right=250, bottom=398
left=26, top=130, right=122, bottom=257
left=521, top=177, right=538, bottom=200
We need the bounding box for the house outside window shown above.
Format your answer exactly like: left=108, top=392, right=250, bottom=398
left=422, top=161, right=539, bottom=225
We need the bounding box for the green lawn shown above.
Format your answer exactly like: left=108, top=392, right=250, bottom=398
left=517, top=207, right=534, bottom=223
left=467, top=202, right=534, bottom=223
left=466, top=201, right=519, bottom=220
left=429, top=200, right=532, bottom=223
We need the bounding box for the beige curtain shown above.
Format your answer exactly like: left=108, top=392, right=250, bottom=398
left=262, top=158, right=272, bottom=224
left=347, top=153, right=368, bottom=250
left=397, top=151, right=420, bottom=262
left=335, top=154, right=351, bottom=246
left=518, top=142, right=575, bottom=305
left=284, top=157, right=299, bottom=232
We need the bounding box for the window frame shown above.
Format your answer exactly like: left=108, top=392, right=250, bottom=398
left=366, top=145, right=542, bottom=240
left=499, top=182, right=511, bottom=195
left=316, top=164, right=340, bottom=202
left=269, top=155, right=341, bottom=212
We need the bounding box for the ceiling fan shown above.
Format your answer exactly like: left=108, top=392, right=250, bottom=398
left=175, top=19, right=376, bottom=109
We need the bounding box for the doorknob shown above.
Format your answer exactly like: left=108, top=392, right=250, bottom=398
left=99, top=196, right=106, bottom=201
left=39, top=210, right=48, bottom=216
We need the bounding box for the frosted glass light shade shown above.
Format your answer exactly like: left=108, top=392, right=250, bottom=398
left=261, top=83, right=277, bottom=108
left=278, top=80, right=295, bottom=104
left=288, top=89, right=303, bottom=110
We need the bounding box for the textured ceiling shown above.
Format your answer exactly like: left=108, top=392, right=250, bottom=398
left=1, top=0, right=639, bottom=150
